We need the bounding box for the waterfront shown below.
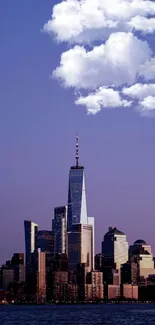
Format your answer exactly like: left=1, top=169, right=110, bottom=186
left=1, top=304, right=155, bottom=324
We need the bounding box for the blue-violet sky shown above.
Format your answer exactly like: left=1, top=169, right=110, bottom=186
left=0, top=0, right=155, bottom=265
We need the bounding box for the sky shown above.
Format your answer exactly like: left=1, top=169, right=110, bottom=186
left=0, top=0, right=155, bottom=265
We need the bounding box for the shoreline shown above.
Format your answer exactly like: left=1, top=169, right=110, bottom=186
left=1, top=301, right=155, bottom=306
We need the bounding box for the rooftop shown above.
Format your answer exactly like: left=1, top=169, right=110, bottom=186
left=134, top=239, right=147, bottom=245
left=106, top=227, right=125, bottom=236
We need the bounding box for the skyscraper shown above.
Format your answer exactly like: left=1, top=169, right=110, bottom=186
left=67, top=136, right=87, bottom=231
left=31, top=248, right=46, bottom=302
left=38, top=230, right=55, bottom=266
left=102, top=227, right=128, bottom=270
left=52, top=206, right=67, bottom=254
left=88, top=217, right=95, bottom=270
left=11, top=253, right=25, bottom=283
left=67, top=136, right=94, bottom=272
left=129, top=239, right=155, bottom=281
left=24, top=220, right=38, bottom=277
left=68, top=223, right=93, bottom=272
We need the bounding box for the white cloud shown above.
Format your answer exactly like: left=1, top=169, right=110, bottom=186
left=122, top=84, right=155, bottom=116
left=140, top=58, right=155, bottom=81
left=43, top=0, right=119, bottom=44
left=53, top=32, right=152, bottom=89
left=129, top=16, right=155, bottom=33
left=122, top=83, right=155, bottom=100
left=75, top=87, right=132, bottom=114
left=43, top=0, right=155, bottom=43
left=44, top=0, right=155, bottom=118
left=140, top=96, right=155, bottom=110
left=139, top=96, right=155, bottom=116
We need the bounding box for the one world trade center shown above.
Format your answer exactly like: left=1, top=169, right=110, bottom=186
left=67, top=135, right=88, bottom=231
left=67, top=136, right=94, bottom=271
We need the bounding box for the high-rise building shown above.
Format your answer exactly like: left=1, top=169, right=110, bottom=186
left=46, top=253, right=68, bottom=301
left=52, top=253, right=68, bottom=272
left=121, top=284, right=138, bottom=300
left=95, top=254, right=103, bottom=271
left=67, top=136, right=87, bottom=231
left=68, top=223, right=93, bottom=272
left=38, top=230, right=55, bottom=266
left=24, top=220, right=38, bottom=277
left=31, top=248, right=46, bottom=302
left=0, top=254, right=25, bottom=292
left=67, top=136, right=94, bottom=272
left=11, top=253, right=25, bottom=283
left=86, top=270, right=103, bottom=286
left=102, top=227, right=128, bottom=270
left=121, top=261, right=138, bottom=285
left=88, top=217, right=95, bottom=269
left=52, top=206, right=67, bottom=254
left=52, top=271, right=68, bottom=302
left=85, top=271, right=104, bottom=301
left=11, top=253, right=24, bottom=265
left=129, top=239, right=155, bottom=282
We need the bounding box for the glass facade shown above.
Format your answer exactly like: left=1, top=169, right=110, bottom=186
left=68, top=224, right=93, bottom=272
left=67, top=166, right=87, bottom=231
left=52, top=206, right=67, bottom=254
left=67, top=138, right=93, bottom=272
left=38, top=230, right=55, bottom=267
left=24, top=220, right=38, bottom=277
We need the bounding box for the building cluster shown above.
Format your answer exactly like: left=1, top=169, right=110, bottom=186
left=1, top=137, right=155, bottom=303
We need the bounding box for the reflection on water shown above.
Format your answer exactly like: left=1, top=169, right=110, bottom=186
left=0, top=304, right=155, bottom=325
left=131, top=308, right=155, bottom=313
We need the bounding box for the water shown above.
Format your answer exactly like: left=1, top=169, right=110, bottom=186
left=0, top=304, right=155, bottom=324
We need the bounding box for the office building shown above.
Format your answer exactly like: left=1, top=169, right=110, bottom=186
left=46, top=253, right=68, bottom=301
left=67, top=136, right=88, bottom=231
left=52, top=206, right=67, bottom=254
left=11, top=253, right=24, bottom=265
left=67, top=284, right=78, bottom=302
left=112, top=270, right=120, bottom=285
left=121, top=284, right=138, bottom=300
left=95, top=253, right=103, bottom=271
left=129, top=239, right=155, bottom=281
left=31, top=248, right=46, bottom=302
left=106, top=285, right=120, bottom=300
left=88, top=217, right=95, bottom=269
left=68, top=223, right=93, bottom=272
left=129, top=239, right=152, bottom=256
left=85, top=273, right=104, bottom=301
left=1, top=269, right=14, bottom=291
left=67, top=137, right=94, bottom=273
left=24, top=220, right=38, bottom=277
left=121, top=261, right=138, bottom=285
left=38, top=230, right=55, bottom=266
left=52, top=271, right=68, bottom=301
left=86, top=270, right=103, bottom=286
left=102, top=227, right=128, bottom=270
left=0, top=253, right=25, bottom=291
left=11, top=253, right=25, bottom=283
left=52, top=253, right=68, bottom=272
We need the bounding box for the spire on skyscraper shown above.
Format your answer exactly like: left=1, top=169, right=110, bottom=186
left=76, top=134, right=79, bottom=168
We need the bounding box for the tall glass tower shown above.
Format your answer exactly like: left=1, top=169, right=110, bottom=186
left=67, top=136, right=88, bottom=231
left=24, top=220, right=38, bottom=277
left=52, top=206, right=67, bottom=254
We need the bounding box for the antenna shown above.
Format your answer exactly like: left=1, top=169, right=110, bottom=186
left=76, top=134, right=79, bottom=168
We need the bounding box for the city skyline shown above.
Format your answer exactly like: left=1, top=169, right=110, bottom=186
left=0, top=131, right=155, bottom=264
left=0, top=135, right=154, bottom=265
left=0, top=1, right=155, bottom=265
